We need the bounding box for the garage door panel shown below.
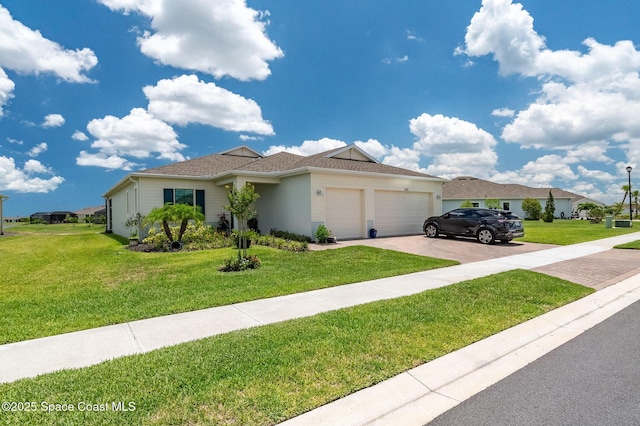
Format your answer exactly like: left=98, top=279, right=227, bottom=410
left=375, top=191, right=429, bottom=236
left=326, top=189, right=362, bottom=239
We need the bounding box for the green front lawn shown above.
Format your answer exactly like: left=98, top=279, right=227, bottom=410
left=0, top=226, right=457, bottom=344
left=516, top=219, right=639, bottom=245
left=1, top=270, right=592, bottom=425
left=615, top=240, right=640, bottom=249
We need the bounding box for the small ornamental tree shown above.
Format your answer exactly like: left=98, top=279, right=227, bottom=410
left=144, top=203, right=205, bottom=243
left=485, top=198, right=500, bottom=209
left=522, top=198, right=542, bottom=220
left=542, top=190, right=555, bottom=223
left=223, top=183, right=260, bottom=259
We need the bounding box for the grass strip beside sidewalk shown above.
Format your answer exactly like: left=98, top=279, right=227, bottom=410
left=1, top=270, right=593, bottom=425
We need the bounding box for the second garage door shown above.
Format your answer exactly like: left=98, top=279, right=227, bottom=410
left=375, top=190, right=429, bottom=236
left=325, top=188, right=363, bottom=239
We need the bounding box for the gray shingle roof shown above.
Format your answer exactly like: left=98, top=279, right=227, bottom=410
left=139, top=153, right=257, bottom=177
left=136, top=145, right=440, bottom=179
left=443, top=176, right=580, bottom=200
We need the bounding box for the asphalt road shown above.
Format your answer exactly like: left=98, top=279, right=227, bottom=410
left=428, top=300, right=640, bottom=426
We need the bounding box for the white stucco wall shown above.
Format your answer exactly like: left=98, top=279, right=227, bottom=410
left=107, top=180, right=137, bottom=238
left=311, top=172, right=443, bottom=239
left=137, top=177, right=228, bottom=224
left=107, top=176, right=230, bottom=238
left=254, top=174, right=311, bottom=236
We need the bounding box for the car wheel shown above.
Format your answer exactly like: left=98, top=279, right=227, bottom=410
left=477, top=228, right=495, bottom=244
left=424, top=224, right=438, bottom=238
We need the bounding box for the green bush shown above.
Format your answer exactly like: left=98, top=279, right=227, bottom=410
left=522, top=198, right=542, bottom=220
left=143, top=223, right=232, bottom=251
left=253, top=235, right=308, bottom=252
left=269, top=229, right=312, bottom=243
left=218, top=255, right=261, bottom=272
left=314, top=224, right=331, bottom=243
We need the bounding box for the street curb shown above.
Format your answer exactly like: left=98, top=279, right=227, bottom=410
left=280, top=273, right=640, bottom=425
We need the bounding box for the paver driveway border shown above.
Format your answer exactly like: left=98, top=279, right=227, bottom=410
left=308, top=234, right=558, bottom=264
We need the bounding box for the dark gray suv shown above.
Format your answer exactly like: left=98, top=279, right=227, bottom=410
left=423, top=208, right=525, bottom=244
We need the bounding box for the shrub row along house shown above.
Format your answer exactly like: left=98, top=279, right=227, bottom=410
left=103, top=145, right=447, bottom=240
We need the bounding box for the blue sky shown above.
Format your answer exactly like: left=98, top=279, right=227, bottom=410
left=1, top=0, right=639, bottom=216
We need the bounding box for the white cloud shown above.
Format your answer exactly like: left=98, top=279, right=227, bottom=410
left=7, top=137, right=22, bottom=145
left=577, top=165, right=616, bottom=182
left=491, top=154, right=578, bottom=188
left=144, top=74, right=274, bottom=134
left=23, top=159, right=51, bottom=174
left=99, top=0, right=283, bottom=81
left=462, top=0, right=640, bottom=155
left=0, top=156, right=64, bottom=193
left=239, top=134, right=263, bottom=142
left=0, top=68, right=15, bottom=117
left=381, top=146, right=425, bottom=173
left=264, top=138, right=347, bottom=156
left=76, top=151, right=138, bottom=171
left=462, top=0, right=547, bottom=77
left=0, top=5, right=97, bottom=83
left=77, top=108, right=186, bottom=170
left=72, top=130, right=89, bottom=141
left=406, top=30, right=422, bottom=42
left=491, top=108, right=514, bottom=118
left=407, top=113, right=498, bottom=178
left=354, top=139, right=389, bottom=159
left=382, top=55, right=409, bottom=65
left=42, top=114, right=65, bottom=128
left=27, top=142, right=48, bottom=157
left=502, top=81, right=640, bottom=149
left=565, top=143, right=614, bottom=164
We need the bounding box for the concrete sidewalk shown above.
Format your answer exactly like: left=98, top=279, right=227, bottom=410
left=1, top=234, right=639, bottom=412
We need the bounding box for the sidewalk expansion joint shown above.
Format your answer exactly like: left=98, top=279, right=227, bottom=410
left=231, top=305, right=265, bottom=326
left=126, top=323, right=145, bottom=353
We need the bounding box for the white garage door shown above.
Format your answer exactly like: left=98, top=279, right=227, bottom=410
left=375, top=191, right=429, bottom=236
left=325, top=188, right=363, bottom=239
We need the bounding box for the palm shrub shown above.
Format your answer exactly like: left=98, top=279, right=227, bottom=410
left=144, top=203, right=205, bottom=243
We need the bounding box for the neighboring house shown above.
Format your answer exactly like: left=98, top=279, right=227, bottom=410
left=30, top=211, right=78, bottom=224
left=74, top=205, right=106, bottom=222
left=442, top=176, right=586, bottom=219
left=4, top=216, right=23, bottom=223
left=0, top=194, right=7, bottom=235
left=569, top=196, right=606, bottom=219
left=103, top=145, right=447, bottom=240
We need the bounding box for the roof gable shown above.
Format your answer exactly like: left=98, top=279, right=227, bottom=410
left=217, top=145, right=262, bottom=158
left=324, top=145, right=378, bottom=163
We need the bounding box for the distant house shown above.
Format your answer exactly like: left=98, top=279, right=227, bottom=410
left=103, top=145, right=447, bottom=240
left=30, top=211, right=78, bottom=224
left=74, top=205, right=106, bottom=222
left=442, top=177, right=596, bottom=219
left=0, top=194, right=7, bottom=235
left=4, top=216, right=23, bottom=223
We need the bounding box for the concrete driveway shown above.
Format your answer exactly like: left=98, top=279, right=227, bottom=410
left=309, top=234, right=557, bottom=264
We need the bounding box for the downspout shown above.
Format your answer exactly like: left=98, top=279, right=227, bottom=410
left=128, top=176, right=141, bottom=237
left=102, top=196, right=109, bottom=233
